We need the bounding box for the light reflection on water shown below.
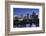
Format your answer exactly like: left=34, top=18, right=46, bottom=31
left=26, top=24, right=30, bottom=27
left=15, top=23, right=39, bottom=28
left=15, top=23, right=37, bottom=28
left=31, top=23, right=36, bottom=27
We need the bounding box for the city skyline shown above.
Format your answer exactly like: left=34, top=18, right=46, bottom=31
left=13, top=8, right=39, bottom=16
left=13, top=8, right=39, bottom=27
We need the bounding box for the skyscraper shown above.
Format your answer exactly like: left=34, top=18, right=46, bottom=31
left=27, top=13, right=29, bottom=19
left=21, top=14, right=23, bottom=19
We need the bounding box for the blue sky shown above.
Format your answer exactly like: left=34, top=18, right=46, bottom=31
left=13, top=8, right=39, bottom=16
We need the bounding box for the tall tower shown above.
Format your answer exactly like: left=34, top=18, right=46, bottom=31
left=21, top=14, right=23, bottom=19
left=27, top=13, right=29, bottom=19
left=31, top=12, right=36, bottom=19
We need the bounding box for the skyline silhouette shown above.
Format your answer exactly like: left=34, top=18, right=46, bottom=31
left=13, top=11, right=39, bottom=27
left=13, top=8, right=39, bottom=16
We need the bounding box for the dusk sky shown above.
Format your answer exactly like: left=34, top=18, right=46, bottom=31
left=13, top=8, right=39, bottom=16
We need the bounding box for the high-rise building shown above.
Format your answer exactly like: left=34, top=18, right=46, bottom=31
left=27, top=13, right=29, bottom=19
left=21, top=14, right=23, bottom=19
